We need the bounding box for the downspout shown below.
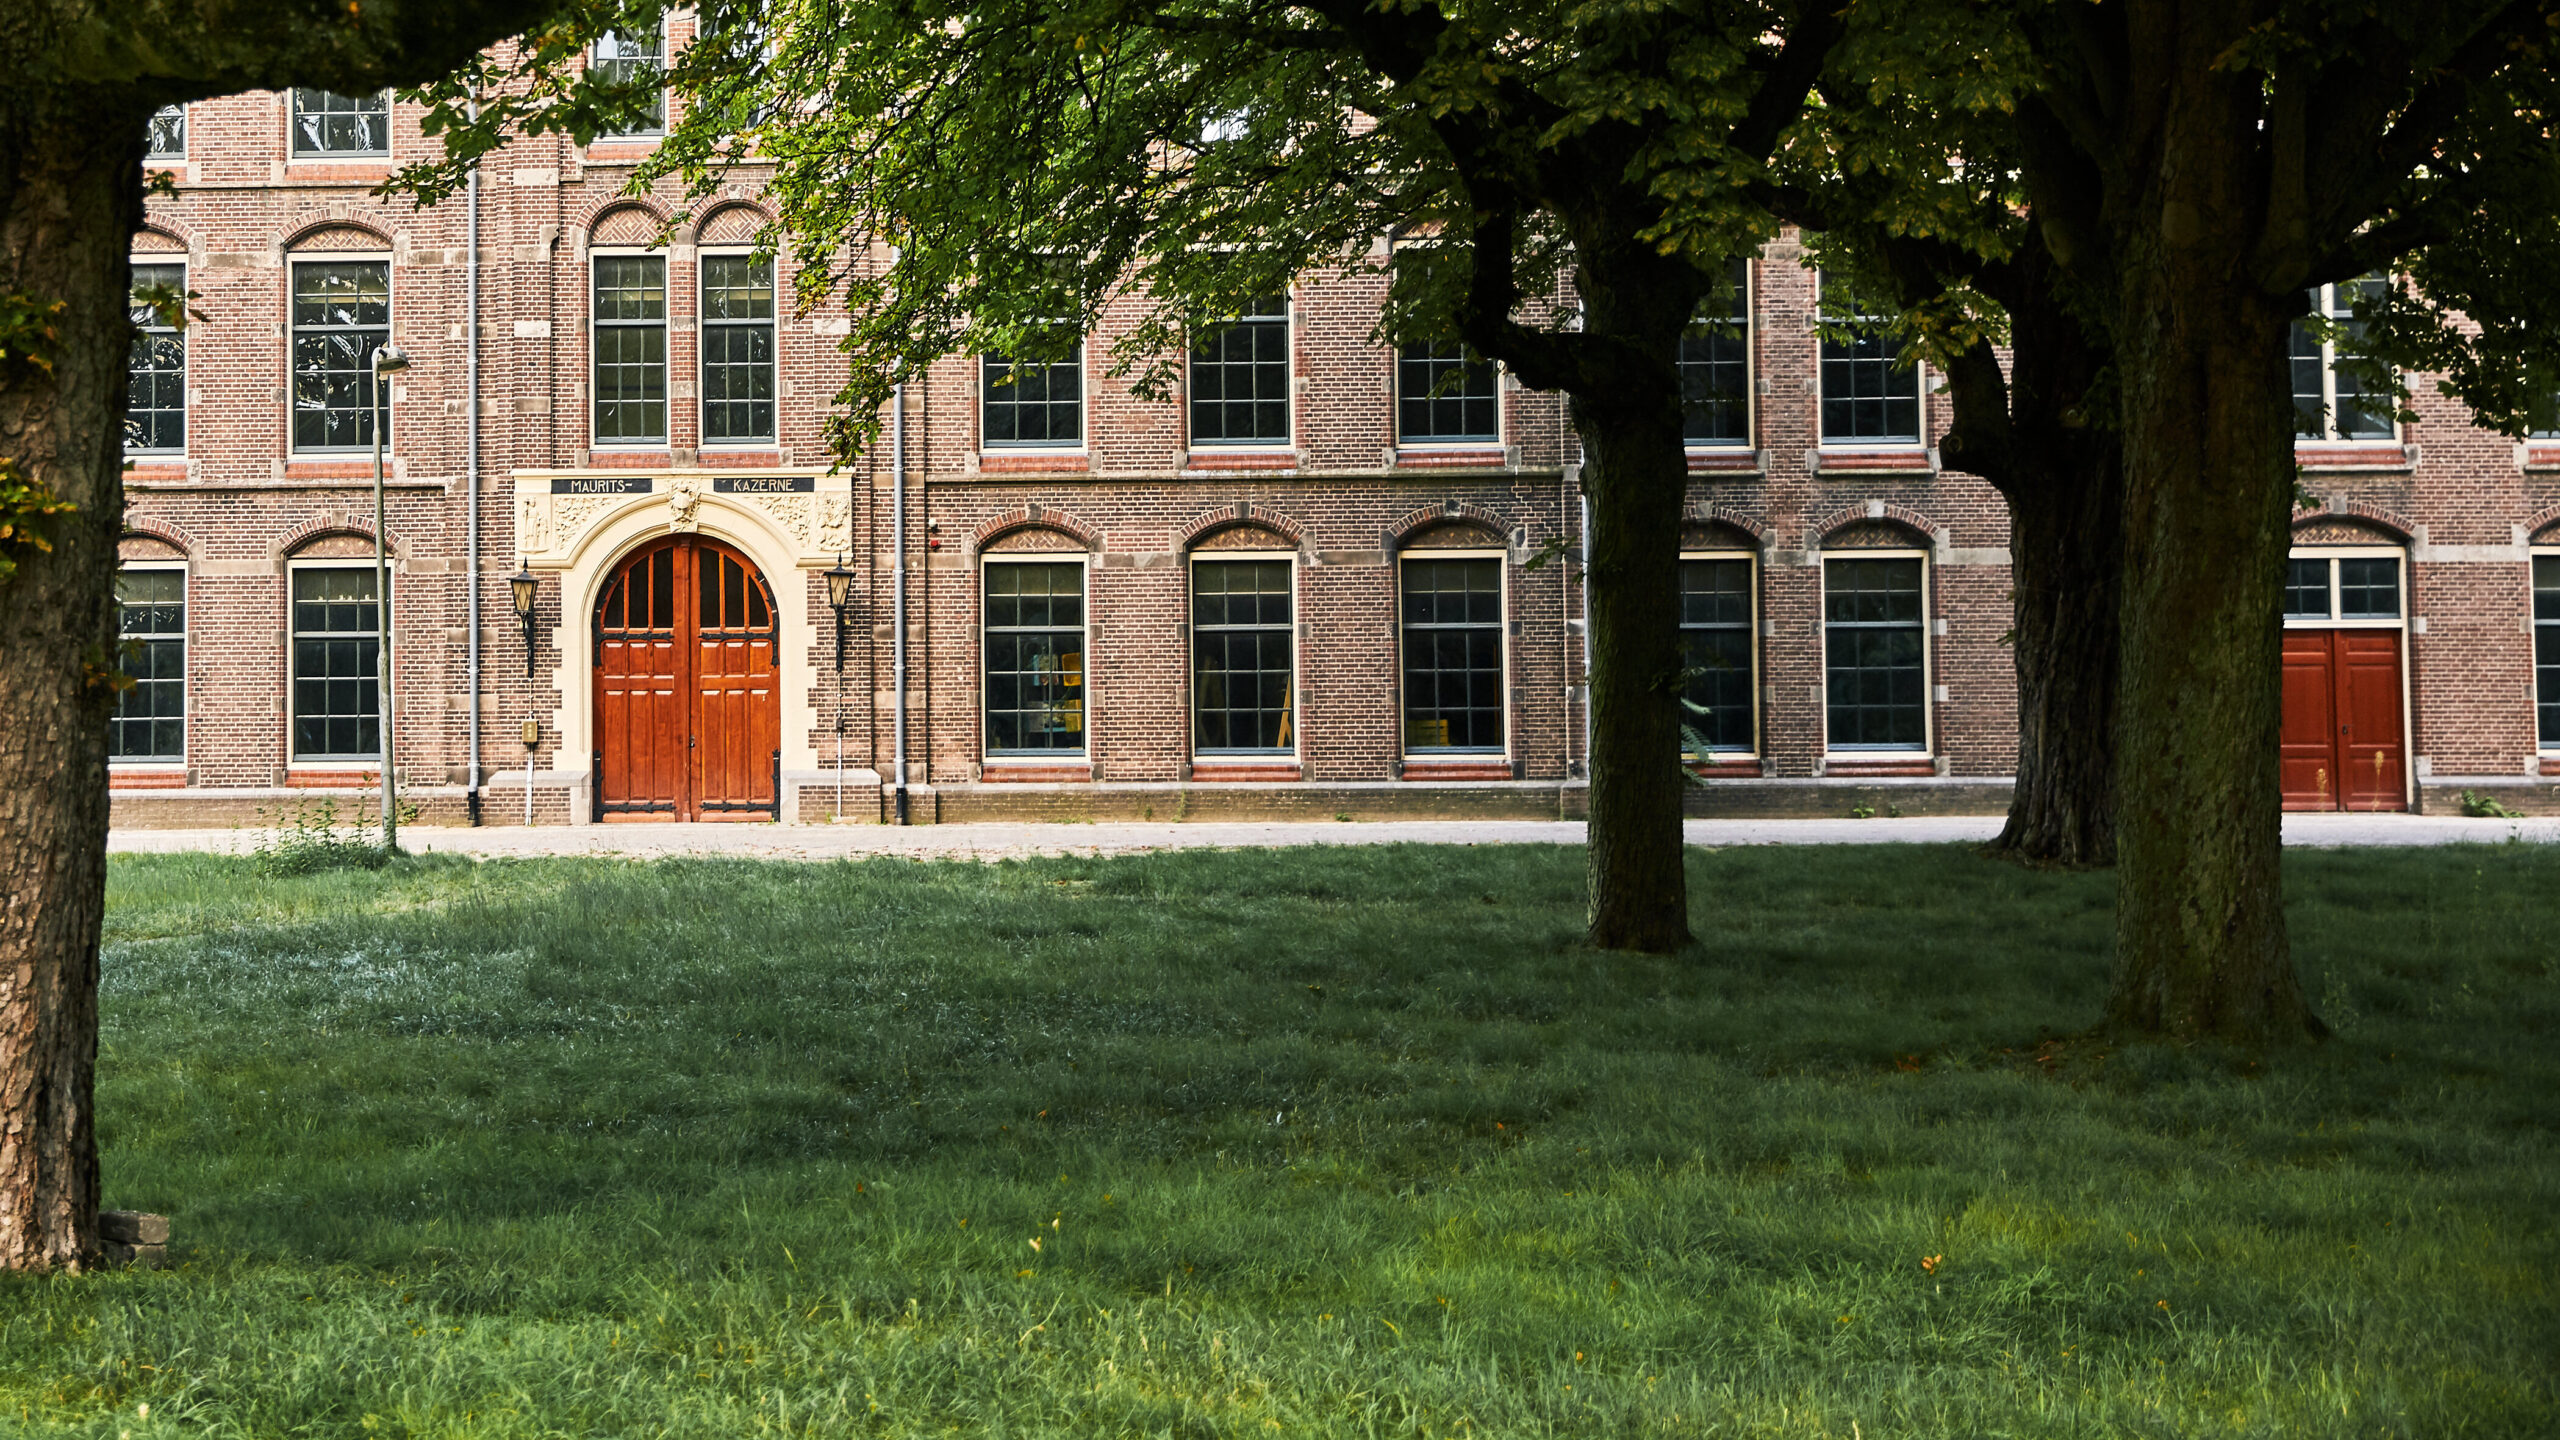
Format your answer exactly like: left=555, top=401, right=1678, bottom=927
left=892, top=379, right=909, bottom=824
left=1578, top=484, right=1591, bottom=782
left=464, top=97, right=484, bottom=822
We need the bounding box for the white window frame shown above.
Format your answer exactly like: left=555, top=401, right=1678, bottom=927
left=108, top=560, right=188, bottom=769
left=980, top=554, right=1092, bottom=763
left=1396, top=548, right=1511, bottom=761
left=1814, top=269, right=1926, bottom=451
left=286, top=252, right=394, bottom=455
left=697, top=245, right=778, bottom=448
left=1188, top=551, right=1301, bottom=762
left=592, top=28, right=669, bottom=139
left=144, top=104, right=186, bottom=161
left=2293, top=278, right=2399, bottom=444
left=2535, top=547, right=2560, bottom=757
left=1678, top=548, right=1760, bottom=759
left=285, top=556, right=392, bottom=768
left=979, top=341, right=1087, bottom=454
left=1394, top=344, right=1503, bottom=449
left=1819, top=549, right=1934, bottom=758
left=287, top=89, right=391, bottom=160
left=126, top=256, right=187, bottom=457
left=589, top=246, right=671, bottom=450
left=1187, top=294, right=1294, bottom=450
left=1682, top=260, right=1754, bottom=452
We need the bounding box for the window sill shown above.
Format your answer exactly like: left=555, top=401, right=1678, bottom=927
left=1393, top=445, right=1505, bottom=469
left=1684, top=756, right=1764, bottom=779
left=281, top=459, right=381, bottom=480
left=1817, top=755, right=1938, bottom=778
left=124, top=460, right=188, bottom=481
left=1686, top=447, right=1764, bottom=477
left=980, top=761, right=1092, bottom=783
left=581, top=450, right=673, bottom=468
left=108, top=767, right=188, bottom=789
left=2519, top=444, right=2560, bottom=473
left=285, top=767, right=380, bottom=786
left=2541, top=756, right=2560, bottom=777
left=977, top=451, right=1090, bottom=475
left=1812, top=447, right=1936, bottom=477
left=1182, top=449, right=1298, bottom=473
left=696, top=448, right=786, bottom=468
left=2297, top=442, right=2414, bottom=474
left=584, top=142, right=663, bottom=164
left=1187, top=760, right=1302, bottom=782
left=1398, top=758, right=1516, bottom=781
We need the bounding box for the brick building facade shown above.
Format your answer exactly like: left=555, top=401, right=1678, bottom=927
left=105, top=75, right=2560, bottom=827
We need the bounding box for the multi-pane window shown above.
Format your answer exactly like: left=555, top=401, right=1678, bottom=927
left=984, top=562, right=1086, bottom=754
left=1681, top=260, right=1751, bottom=445
left=291, top=568, right=381, bottom=759
left=109, top=570, right=185, bottom=761
left=982, top=350, right=1083, bottom=447
left=126, top=263, right=185, bottom=454
left=290, top=90, right=389, bottom=156
left=700, top=254, right=776, bottom=443
left=145, top=105, right=185, bottom=160
left=593, top=255, right=669, bottom=444
left=1817, top=272, right=1921, bottom=444
left=1190, top=296, right=1289, bottom=444
left=2286, top=554, right=2403, bottom=620
left=1397, top=345, right=1498, bottom=443
left=593, top=29, right=668, bottom=136
left=1824, top=557, right=1926, bottom=749
left=1401, top=556, right=1504, bottom=752
left=290, top=260, right=389, bottom=451
left=1193, top=559, right=1294, bottom=753
left=1679, top=558, right=1755, bottom=753
left=2537, top=557, right=2560, bottom=748
left=2292, top=277, right=2395, bottom=440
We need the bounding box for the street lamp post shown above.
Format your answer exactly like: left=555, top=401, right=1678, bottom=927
left=510, top=565, right=542, bottom=826
left=370, top=342, right=411, bottom=851
left=823, top=554, right=857, bottom=820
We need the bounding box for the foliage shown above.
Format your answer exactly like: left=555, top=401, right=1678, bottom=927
left=25, top=844, right=2558, bottom=1434
left=0, top=456, right=77, bottom=584
left=2459, top=789, right=2527, bottom=820
left=0, top=290, right=64, bottom=376
left=248, top=797, right=398, bottom=879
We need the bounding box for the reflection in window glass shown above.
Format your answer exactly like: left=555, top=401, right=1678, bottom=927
left=2537, top=556, right=2560, bottom=748
left=984, top=562, right=1086, bottom=754
left=1397, top=345, right=1498, bottom=443
left=1680, top=558, right=1754, bottom=753
left=1681, top=260, right=1750, bottom=445
left=127, top=263, right=185, bottom=453
left=1824, top=557, right=1925, bottom=749
left=290, top=261, right=389, bottom=450
left=701, top=254, right=776, bottom=442
left=2291, top=277, right=2395, bottom=440
left=593, top=255, right=668, bottom=443
left=982, top=350, right=1083, bottom=447
left=145, top=106, right=185, bottom=159
left=2338, top=557, right=2401, bottom=618
left=594, top=29, right=667, bottom=136
left=2284, top=557, right=2333, bottom=619
left=1190, top=297, right=1289, bottom=444
left=1193, top=560, right=1294, bottom=753
left=292, top=568, right=381, bottom=759
left=110, top=570, right=185, bottom=760
left=1400, top=556, right=1504, bottom=751
left=291, top=90, right=388, bottom=156
left=1818, top=273, right=1919, bottom=443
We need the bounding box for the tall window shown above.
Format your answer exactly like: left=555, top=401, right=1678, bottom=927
left=1193, top=559, right=1294, bottom=753
left=1818, top=272, right=1920, bottom=444
left=290, top=260, right=389, bottom=451
left=145, top=105, right=185, bottom=160
left=1824, top=557, right=1926, bottom=749
left=110, top=569, right=185, bottom=761
left=1682, top=260, right=1751, bottom=446
left=290, top=90, right=389, bottom=156
left=1679, top=558, right=1755, bottom=753
left=982, top=350, right=1083, bottom=447
left=593, top=29, right=668, bottom=136
left=2286, top=554, right=2402, bottom=621
left=2292, top=277, right=2395, bottom=440
left=593, top=255, right=668, bottom=444
left=1397, top=345, right=1498, bottom=444
left=1190, top=296, right=1290, bottom=445
left=1401, top=556, right=1504, bottom=752
left=2538, top=557, right=2560, bottom=749
left=126, top=263, right=185, bottom=454
left=984, top=562, right=1086, bottom=754
left=291, top=568, right=381, bottom=760
left=700, top=254, right=776, bottom=443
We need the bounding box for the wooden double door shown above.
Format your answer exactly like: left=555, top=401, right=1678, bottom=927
left=594, top=536, right=781, bottom=821
left=2280, top=629, right=2407, bottom=811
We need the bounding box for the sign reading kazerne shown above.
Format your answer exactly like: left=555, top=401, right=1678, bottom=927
left=712, top=476, right=817, bottom=493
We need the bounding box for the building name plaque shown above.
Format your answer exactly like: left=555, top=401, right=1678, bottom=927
left=712, top=476, right=817, bottom=494
left=549, top=476, right=653, bottom=495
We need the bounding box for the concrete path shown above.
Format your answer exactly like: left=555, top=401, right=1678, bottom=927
left=104, top=811, right=2560, bottom=860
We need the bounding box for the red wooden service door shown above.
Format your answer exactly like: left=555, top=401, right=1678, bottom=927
left=594, top=537, right=780, bottom=821
left=2278, top=629, right=2406, bottom=812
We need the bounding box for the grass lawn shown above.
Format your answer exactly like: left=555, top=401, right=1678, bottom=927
left=1, top=842, right=2553, bottom=1437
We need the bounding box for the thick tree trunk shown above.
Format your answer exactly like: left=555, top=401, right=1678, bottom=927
left=0, top=103, right=146, bottom=1272
left=1991, top=455, right=2121, bottom=866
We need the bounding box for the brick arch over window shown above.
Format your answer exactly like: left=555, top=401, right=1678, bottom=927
left=272, top=514, right=402, bottom=563
left=1178, top=501, right=1307, bottom=552
left=2291, top=515, right=2409, bottom=546
left=972, top=504, right=1101, bottom=555
left=1681, top=503, right=1771, bottom=544
left=1681, top=520, right=1761, bottom=551
left=1385, top=500, right=1511, bottom=550
left=283, top=221, right=391, bottom=253
left=1808, top=504, right=1942, bottom=550
left=133, top=226, right=188, bottom=255
left=2291, top=499, right=2414, bottom=540
left=589, top=203, right=671, bottom=247
left=696, top=203, right=772, bottom=245
left=2528, top=509, right=2560, bottom=545
left=118, top=520, right=192, bottom=563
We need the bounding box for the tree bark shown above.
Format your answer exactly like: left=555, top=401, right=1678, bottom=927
left=0, top=100, right=146, bottom=1273
left=1991, top=452, right=2121, bottom=867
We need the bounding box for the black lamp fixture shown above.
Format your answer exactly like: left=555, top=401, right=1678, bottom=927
left=822, top=552, right=858, bottom=672
left=509, top=563, right=541, bottom=677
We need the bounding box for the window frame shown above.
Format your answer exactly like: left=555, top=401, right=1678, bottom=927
left=1187, top=294, right=1293, bottom=449
left=590, top=247, right=671, bottom=449
left=2292, top=278, right=2399, bottom=444
left=108, top=560, right=188, bottom=768
left=2281, top=546, right=2409, bottom=629
left=2536, top=548, right=2560, bottom=756
left=126, top=258, right=187, bottom=456
left=1396, top=548, right=1510, bottom=759
left=1682, top=259, right=1754, bottom=450
left=1820, top=549, right=1933, bottom=757
left=286, top=558, right=390, bottom=767
left=1814, top=270, right=1925, bottom=449
left=591, top=27, right=669, bottom=139
left=697, top=246, right=778, bottom=447
left=1189, top=551, right=1300, bottom=760
left=980, top=555, right=1091, bottom=762
left=1395, top=344, right=1502, bottom=448
left=286, top=253, right=393, bottom=455
left=144, top=104, right=186, bottom=161
left=1678, top=549, right=1760, bottom=759
left=287, top=89, right=391, bottom=160
left=979, top=342, right=1087, bottom=453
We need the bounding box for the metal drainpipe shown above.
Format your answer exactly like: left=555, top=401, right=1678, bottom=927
left=892, top=379, right=910, bottom=824
left=1579, top=482, right=1592, bottom=780
left=464, top=97, right=484, bottom=822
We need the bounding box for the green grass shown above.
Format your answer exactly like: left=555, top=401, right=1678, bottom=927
left=2, top=842, right=2553, bottom=1437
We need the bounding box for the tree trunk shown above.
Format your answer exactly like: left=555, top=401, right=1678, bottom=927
left=1572, top=280, right=1693, bottom=953
left=1991, top=454, right=2121, bottom=866
left=2105, top=80, right=2323, bottom=1041
left=0, top=102, right=145, bottom=1272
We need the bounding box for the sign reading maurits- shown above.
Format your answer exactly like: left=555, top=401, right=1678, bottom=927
left=712, top=476, right=817, bottom=494
left=549, top=476, right=653, bottom=495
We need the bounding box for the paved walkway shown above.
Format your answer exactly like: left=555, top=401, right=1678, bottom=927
left=103, top=812, right=2560, bottom=860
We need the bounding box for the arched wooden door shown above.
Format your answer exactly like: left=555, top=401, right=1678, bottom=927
left=594, top=536, right=781, bottom=821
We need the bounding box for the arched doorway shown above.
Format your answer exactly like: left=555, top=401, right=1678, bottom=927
left=594, top=535, right=780, bottom=820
